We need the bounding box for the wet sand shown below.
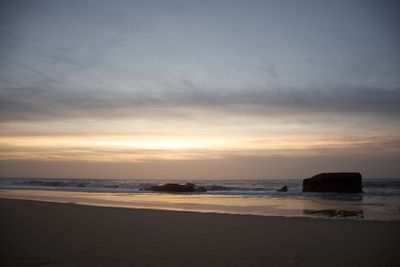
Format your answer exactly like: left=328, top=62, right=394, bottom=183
left=0, top=198, right=399, bottom=266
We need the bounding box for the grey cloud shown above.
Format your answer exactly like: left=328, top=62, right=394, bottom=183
left=1, top=78, right=399, bottom=122
left=1, top=0, right=399, bottom=122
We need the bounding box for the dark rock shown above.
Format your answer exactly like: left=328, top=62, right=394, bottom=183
left=277, top=185, right=288, bottom=192
left=148, top=183, right=206, bottom=193
left=303, top=172, right=363, bottom=193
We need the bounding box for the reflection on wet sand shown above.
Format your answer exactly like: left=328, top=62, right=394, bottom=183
left=303, top=209, right=364, bottom=218
left=306, top=193, right=363, bottom=202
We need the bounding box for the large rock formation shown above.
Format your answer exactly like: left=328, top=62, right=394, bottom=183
left=302, top=172, right=363, bottom=193
left=148, top=183, right=206, bottom=193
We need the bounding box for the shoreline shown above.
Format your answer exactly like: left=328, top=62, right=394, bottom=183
left=1, top=188, right=399, bottom=221
left=0, top=195, right=390, bottom=223
left=1, top=198, right=399, bottom=266
left=0, top=196, right=369, bottom=223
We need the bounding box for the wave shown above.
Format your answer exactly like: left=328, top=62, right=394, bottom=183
left=18, top=180, right=90, bottom=188
left=0, top=178, right=296, bottom=195
left=203, top=185, right=273, bottom=191
left=0, top=178, right=399, bottom=198
left=364, top=180, right=400, bottom=188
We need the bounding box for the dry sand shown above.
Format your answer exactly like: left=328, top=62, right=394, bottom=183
left=0, top=198, right=399, bottom=267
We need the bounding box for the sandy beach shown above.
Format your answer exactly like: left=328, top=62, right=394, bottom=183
left=0, top=198, right=399, bottom=266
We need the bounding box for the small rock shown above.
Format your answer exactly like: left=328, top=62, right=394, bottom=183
left=277, top=185, right=288, bottom=192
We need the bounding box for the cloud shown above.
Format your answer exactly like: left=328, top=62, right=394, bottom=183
left=2, top=49, right=400, bottom=124
left=1, top=142, right=400, bottom=179
left=1, top=76, right=399, bottom=123
left=1, top=0, right=399, bottom=124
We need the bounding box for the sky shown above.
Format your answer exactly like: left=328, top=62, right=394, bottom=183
left=0, top=0, right=399, bottom=179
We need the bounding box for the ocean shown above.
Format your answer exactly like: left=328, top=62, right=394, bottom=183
left=1, top=177, right=399, bottom=221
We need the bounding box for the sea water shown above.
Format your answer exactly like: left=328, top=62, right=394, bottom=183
left=0, top=178, right=399, bottom=221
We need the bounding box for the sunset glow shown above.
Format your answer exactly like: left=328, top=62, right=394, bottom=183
left=0, top=0, right=399, bottom=178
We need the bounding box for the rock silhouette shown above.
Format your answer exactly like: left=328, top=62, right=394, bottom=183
left=277, top=185, right=288, bottom=192
left=303, top=172, right=363, bottom=193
